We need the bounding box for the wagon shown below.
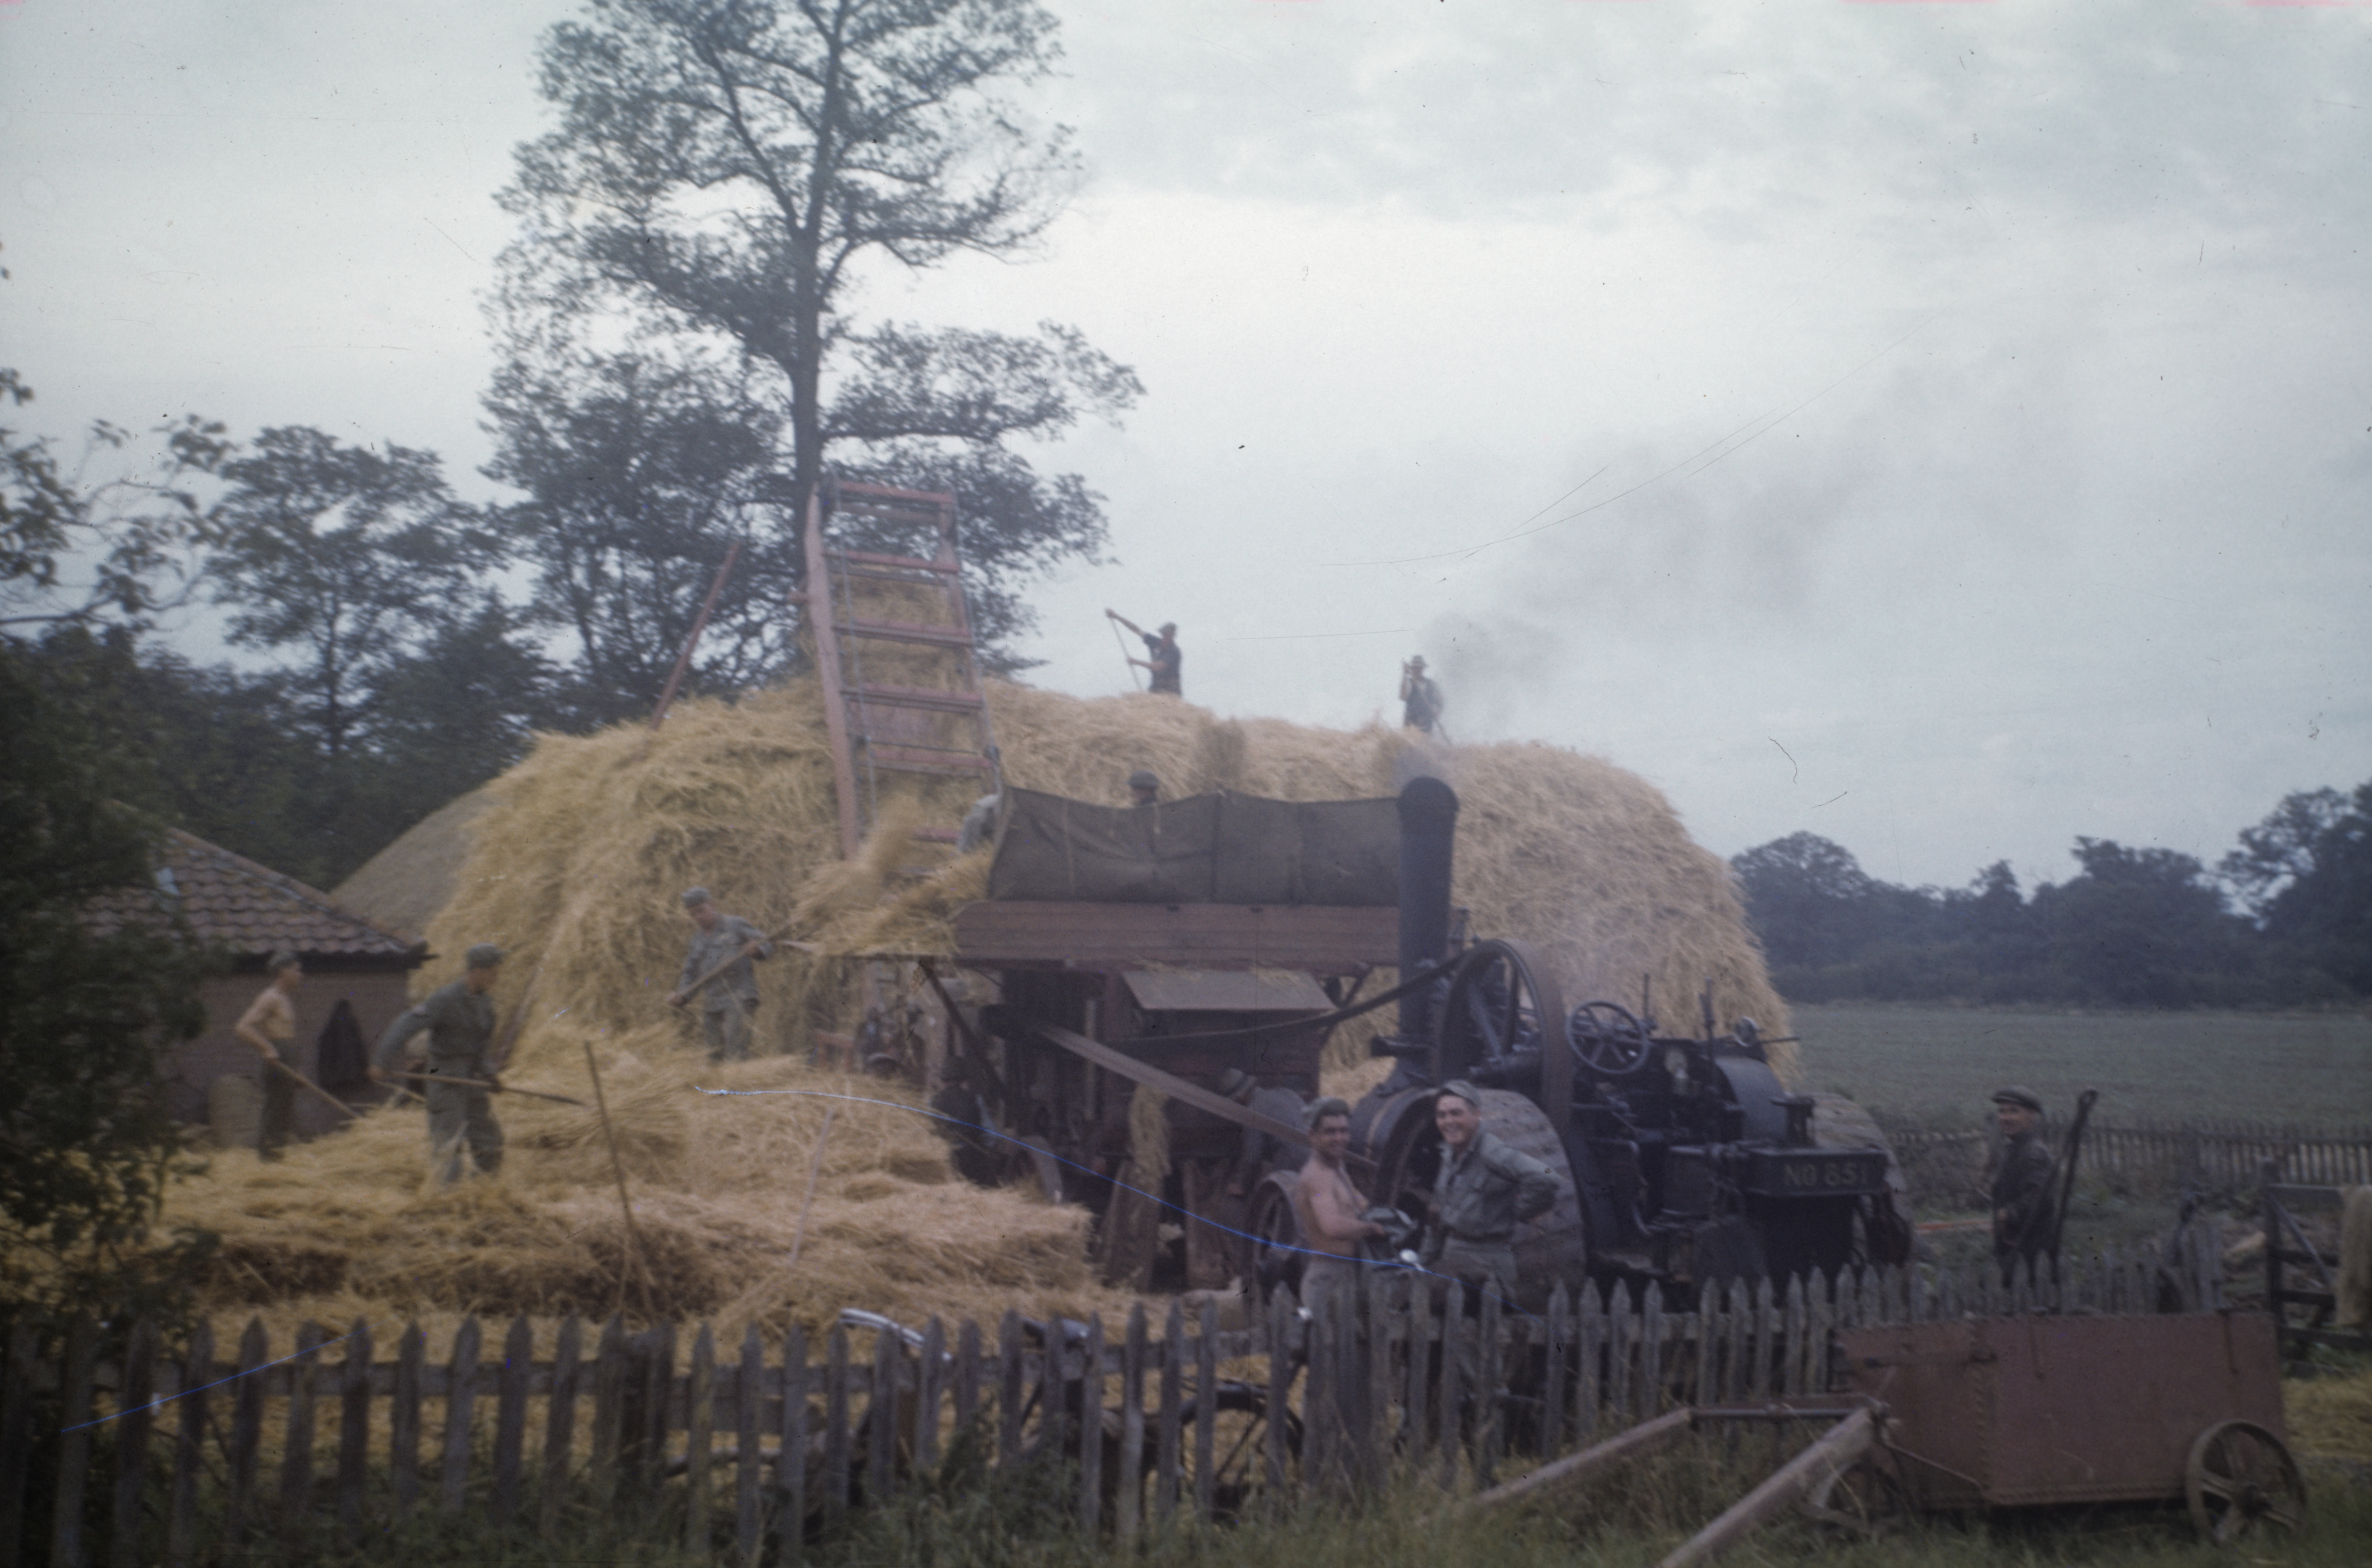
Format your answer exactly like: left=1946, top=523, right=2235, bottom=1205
left=1835, top=1310, right=2304, bottom=1542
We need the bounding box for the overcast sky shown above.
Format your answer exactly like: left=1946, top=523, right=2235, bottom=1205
left=5, top=0, right=2367, bottom=892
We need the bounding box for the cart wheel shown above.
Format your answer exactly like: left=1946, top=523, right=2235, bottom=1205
left=2185, top=1419, right=2305, bottom=1543
left=1804, top=1454, right=1912, bottom=1538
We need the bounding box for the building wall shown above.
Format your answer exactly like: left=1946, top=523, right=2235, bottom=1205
left=167, top=970, right=415, bottom=1143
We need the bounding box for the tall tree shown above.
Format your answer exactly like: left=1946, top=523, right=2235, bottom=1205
left=2219, top=786, right=2348, bottom=920
left=2260, top=781, right=2372, bottom=994
left=209, top=427, right=495, bottom=762
left=1730, top=832, right=1881, bottom=970
left=2, top=368, right=229, bottom=633
left=2031, top=838, right=2258, bottom=1006
left=493, top=0, right=1139, bottom=676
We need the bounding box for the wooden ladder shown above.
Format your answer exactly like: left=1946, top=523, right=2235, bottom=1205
left=799, top=478, right=997, bottom=860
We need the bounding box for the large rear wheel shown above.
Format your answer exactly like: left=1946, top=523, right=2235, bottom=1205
left=1246, top=1169, right=1305, bottom=1304
left=1810, top=1092, right=1914, bottom=1267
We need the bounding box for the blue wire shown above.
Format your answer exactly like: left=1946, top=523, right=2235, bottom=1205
left=695, top=1085, right=1541, bottom=1321
left=63, top=1331, right=359, bottom=1432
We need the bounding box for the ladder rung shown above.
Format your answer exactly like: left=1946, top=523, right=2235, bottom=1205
left=848, top=683, right=985, bottom=714
left=864, top=747, right=996, bottom=774
left=833, top=479, right=957, bottom=509
left=843, top=617, right=976, bottom=650
left=825, top=546, right=957, bottom=575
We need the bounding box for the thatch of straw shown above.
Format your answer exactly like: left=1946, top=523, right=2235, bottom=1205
left=330, top=787, right=496, bottom=940
left=418, top=678, right=1790, bottom=1080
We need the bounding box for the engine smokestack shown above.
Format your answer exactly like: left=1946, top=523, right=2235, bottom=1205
left=1396, top=775, right=1459, bottom=1043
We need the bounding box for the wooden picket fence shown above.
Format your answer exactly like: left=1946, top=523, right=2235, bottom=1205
left=0, top=1223, right=2231, bottom=1568
left=1889, top=1118, right=2372, bottom=1200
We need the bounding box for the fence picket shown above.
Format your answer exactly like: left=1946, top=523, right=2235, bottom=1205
left=1154, top=1302, right=1183, bottom=1524
left=1077, top=1314, right=1104, bottom=1535
left=391, top=1323, right=424, bottom=1521
left=954, top=1318, right=982, bottom=1451
left=1117, top=1306, right=1146, bottom=1541
left=1477, top=1287, right=1505, bottom=1487
left=996, top=1312, right=1024, bottom=1468
left=106, top=1318, right=157, bottom=1568
left=823, top=1324, right=851, bottom=1526
left=1269, top=1290, right=1296, bottom=1495
left=1640, top=1286, right=1664, bottom=1422
left=1576, top=1284, right=1602, bottom=1441
left=686, top=1323, right=717, bottom=1550
left=1195, top=1299, right=1218, bottom=1520
left=493, top=1315, right=533, bottom=1526
left=441, top=1317, right=481, bottom=1515
left=1367, top=1271, right=1393, bottom=1492
left=777, top=1324, right=807, bottom=1567
left=915, top=1318, right=945, bottom=1476
left=738, top=1323, right=764, bottom=1567
left=163, top=1319, right=210, bottom=1568
left=1406, top=1269, right=1434, bottom=1461
left=335, top=1318, right=373, bottom=1546
left=50, top=1315, right=98, bottom=1568
left=1542, top=1284, right=1569, bottom=1457
left=223, top=1318, right=266, bottom=1548
left=541, top=1313, right=582, bottom=1539
left=588, top=1316, right=624, bottom=1493
left=864, top=1320, right=896, bottom=1506
left=1437, top=1284, right=1463, bottom=1490
left=1606, top=1285, right=1633, bottom=1420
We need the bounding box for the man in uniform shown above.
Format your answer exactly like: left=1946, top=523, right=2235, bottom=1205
left=1128, top=769, right=1161, bottom=807
left=1990, top=1085, right=2058, bottom=1280
left=1423, top=1080, right=1559, bottom=1310
left=233, top=950, right=305, bottom=1161
left=668, top=886, right=773, bottom=1062
left=369, top=944, right=506, bottom=1184
left=1108, top=610, right=1182, bottom=695
left=1291, top=1097, right=1386, bottom=1324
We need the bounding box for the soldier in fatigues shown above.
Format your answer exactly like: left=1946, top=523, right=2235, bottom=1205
left=371, top=944, right=505, bottom=1184
left=1990, top=1085, right=2057, bottom=1281
left=1422, top=1080, right=1559, bottom=1309
left=668, top=887, right=772, bottom=1062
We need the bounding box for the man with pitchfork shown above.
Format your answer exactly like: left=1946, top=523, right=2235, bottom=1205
left=668, top=885, right=773, bottom=1062
left=370, top=943, right=507, bottom=1184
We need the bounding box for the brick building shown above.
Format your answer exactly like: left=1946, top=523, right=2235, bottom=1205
left=89, top=830, right=428, bottom=1145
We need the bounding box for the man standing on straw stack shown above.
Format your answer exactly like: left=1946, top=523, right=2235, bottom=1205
left=370, top=944, right=506, bottom=1184
left=669, top=886, right=772, bottom=1062
left=1107, top=609, right=1182, bottom=695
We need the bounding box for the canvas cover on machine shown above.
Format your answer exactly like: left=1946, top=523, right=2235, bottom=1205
left=987, top=788, right=1399, bottom=905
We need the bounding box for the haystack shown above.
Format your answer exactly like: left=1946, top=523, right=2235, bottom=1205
left=331, top=787, right=497, bottom=940
left=419, top=679, right=1790, bottom=1079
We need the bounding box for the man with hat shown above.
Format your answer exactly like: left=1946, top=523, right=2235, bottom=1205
left=1127, top=769, right=1161, bottom=807
left=1108, top=609, right=1182, bottom=696
left=370, top=944, right=508, bottom=1184
left=668, top=887, right=773, bottom=1062
left=1990, top=1085, right=2058, bottom=1279
left=1399, top=655, right=1444, bottom=735
left=1423, top=1080, right=1560, bottom=1309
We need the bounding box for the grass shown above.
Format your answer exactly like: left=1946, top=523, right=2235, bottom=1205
left=1790, top=1005, right=2372, bottom=1127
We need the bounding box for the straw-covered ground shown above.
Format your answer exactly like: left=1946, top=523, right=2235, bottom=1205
left=154, top=679, right=1789, bottom=1338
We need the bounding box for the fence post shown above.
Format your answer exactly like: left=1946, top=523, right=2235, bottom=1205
left=864, top=1321, right=896, bottom=1506
left=737, top=1323, right=764, bottom=1568
left=1268, top=1289, right=1295, bottom=1497
left=1406, top=1273, right=1433, bottom=1465
left=1640, top=1285, right=1664, bottom=1422
left=441, top=1318, right=482, bottom=1515
left=493, top=1316, right=533, bottom=1527
left=334, top=1318, right=373, bottom=1547
left=954, top=1318, right=982, bottom=1450
left=541, top=1313, right=583, bottom=1540
left=50, top=1315, right=99, bottom=1568
left=1437, top=1284, right=1464, bottom=1490
left=1365, top=1268, right=1393, bottom=1490
left=106, top=1317, right=157, bottom=1568
left=1606, top=1285, right=1633, bottom=1420
left=996, top=1312, right=1023, bottom=1469
left=1194, top=1299, right=1218, bottom=1520
left=222, top=1318, right=267, bottom=1549
left=915, top=1318, right=945, bottom=1476
left=777, top=1323, right=808, bottom=1567
left=1117, top=1306, right=1145, bottom=1542
left=1477, top=1287, right=1504, bottom=1487
left=1576, top=1283, right=1603, bottom=1441
left=823, top=1323, right=851, bottom=1527
left=686, top=1324, right=719, bottom=1553
left=279, top=1319, right=325, bottom=1528
left=1154, top=1303, right=1182, bottom=1525
left=588, top=1315, right=624, bottom=1495
left=163, top=1319, right=210, bottom=1568
left=1077, top=1314, right=1104, bottom=1537
left=391, top=1323, right=424, bottom=1522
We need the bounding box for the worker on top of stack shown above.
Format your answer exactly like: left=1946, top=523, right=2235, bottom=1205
left=1400, top=655, right=1444, bottom=735
left=668, top=886, right=772, bottom=1063
left=1423, top=1080, right=1559, bottom=1309
left=1990, top=1085, right=2058, bottom=1282
left=1108, top=609, right=1182, bottom=695
left=370, top=943, right=506, bottom=1185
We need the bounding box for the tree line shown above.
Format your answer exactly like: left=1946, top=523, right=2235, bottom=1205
left=2, top=0, right=1130, bottom=892
left=1731, top=789, right=2372, bottom=1007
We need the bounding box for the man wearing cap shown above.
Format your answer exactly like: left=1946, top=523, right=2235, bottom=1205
left=1128, top=770, right=1161, bottom=807
left=1424, top=1081, right=1560, bottom=1308
left=1990, top=1086, right=2058, bottom=1279
left=234, top=950, right=305, bottom=1162
left=668, top=888, right=773, bottom=1062
left=1108, top=610, right=1182, bottom=696
left=1399, top=655, right=1444, bottom=735
left=370, top=944, right=507, bottom=1184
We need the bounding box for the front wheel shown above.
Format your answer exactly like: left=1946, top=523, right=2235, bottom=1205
left=1246, top=1169, right=1304, bottom=1305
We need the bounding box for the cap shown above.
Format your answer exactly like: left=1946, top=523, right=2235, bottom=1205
left=466, top=943, right=505, bottom=970
left=1992, top=1085, right=2043, bottom=1113
left=267, top=949, right=301, bottom=974
left=1436, top=1079, right=1483, bottom=1110
left=1128, top=770, right=1160, bottom=792
left=1215, top=1067, right=1255, bottom=1101
left=1158, top=622, right=1177, bottom=636
left=681, top=886, right=712, bottom=907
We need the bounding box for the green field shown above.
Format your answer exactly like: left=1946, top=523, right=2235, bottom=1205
left=1788, top=1004, right=2372, bottom=1128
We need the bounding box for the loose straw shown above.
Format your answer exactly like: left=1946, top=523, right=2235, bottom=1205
left=786, top=1105, right=838, bottom=1271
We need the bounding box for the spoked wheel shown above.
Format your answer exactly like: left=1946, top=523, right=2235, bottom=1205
left=1246, top=1169, right=1304, bottom=1305
left=1437, top=940, right=1567, bottom=1072
left=2185, top=1419, right=2305, bottom=1542
left=1804, top=1453, right=1913, bottom=1538
left=1567, top=999, right=1653, bottom=1076
left=1149, top=1381, right=1303, bottom=1520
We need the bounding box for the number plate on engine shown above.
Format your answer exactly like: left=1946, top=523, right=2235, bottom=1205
left=1743, top=1150, right=1886, bottom=1196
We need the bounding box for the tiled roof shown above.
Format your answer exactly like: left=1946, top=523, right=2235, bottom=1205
left=85, top=829, right=425, bottom=963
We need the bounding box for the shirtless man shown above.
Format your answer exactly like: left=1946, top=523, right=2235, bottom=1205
left=1291, top=1096, right=1385, bottom=1322
left=234, top=951, right=304, bottom=1161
